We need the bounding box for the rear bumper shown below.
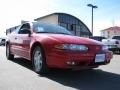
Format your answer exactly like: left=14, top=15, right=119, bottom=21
left=46, top=50, right=113, bottom=69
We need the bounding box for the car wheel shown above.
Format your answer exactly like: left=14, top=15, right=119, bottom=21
left=6, top=44, right=14, bottom=60
left=32, top=46, right=48, bottom=74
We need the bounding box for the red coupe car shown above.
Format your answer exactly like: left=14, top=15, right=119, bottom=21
left=6, top=22, right=113, bottom=74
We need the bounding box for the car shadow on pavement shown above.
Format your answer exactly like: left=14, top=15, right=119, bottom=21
left=12, top=57, right=33, bottom=70
left=43, top=69, right=120, bottom=90
left=11, top=57, right=120, bottom=90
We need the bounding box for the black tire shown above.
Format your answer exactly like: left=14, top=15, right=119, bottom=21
left=32, top=46, right=48, bottom=74
left=6, top=44, right=14, bottom=60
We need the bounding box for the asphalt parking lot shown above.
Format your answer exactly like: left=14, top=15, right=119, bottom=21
left=0, top=46, right=120, bottom=90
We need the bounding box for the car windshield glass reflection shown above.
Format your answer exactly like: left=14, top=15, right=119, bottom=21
left=33, top=22, right=72, bottom=35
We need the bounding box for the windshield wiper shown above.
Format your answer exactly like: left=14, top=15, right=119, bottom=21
left=56, top=32, right=71, bottom=35
left=36, top=32, right=51, bottom=33
left=36, top=32, right=71, bottom=35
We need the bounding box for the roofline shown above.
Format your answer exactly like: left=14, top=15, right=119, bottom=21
left=101, top=26, right=120, bottom=31
left=34, top=13, right=58, bottom=21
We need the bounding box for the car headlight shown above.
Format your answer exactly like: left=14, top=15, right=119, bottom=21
left=55, top=44, right=88, bottom=51
left=102, top=45, right=108, bottom=51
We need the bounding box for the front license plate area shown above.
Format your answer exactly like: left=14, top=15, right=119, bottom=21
left=95, top=54, right=105, bottom=63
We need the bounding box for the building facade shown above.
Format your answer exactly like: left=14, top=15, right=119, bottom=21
left=35, top=13, right=92, bottom=37
left=6, top=21, right=28, bottom=35
left=6, top=25, right=19, bottom=35
left=101, top=26, right=120, bottom=38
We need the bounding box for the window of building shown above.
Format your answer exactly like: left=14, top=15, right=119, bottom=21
left=67, top=24, right=71, bottom=30
left=71, top=24, right=76, bottom=31
left=59, top=22, right=67, bottom=29
left=58, top=14, right=91, bottom=36
left=107, top=31, right=110, bottom=38
left=114, top=30, right=116, bottom=34
left=76, top=25, right=80, bottom=31
left=70, top=24, right=81, bottom=36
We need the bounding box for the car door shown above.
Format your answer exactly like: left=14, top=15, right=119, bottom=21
left=9, top=26, right=21, bottom=55
left=15, top=23, right=31, bottom=59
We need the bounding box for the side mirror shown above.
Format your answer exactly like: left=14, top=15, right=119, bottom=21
left=28, top=30, right=31, bottom=37
left=25, top=29, right=31, bottom=37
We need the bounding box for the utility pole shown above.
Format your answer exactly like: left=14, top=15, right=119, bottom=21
left=87, top=4, right=98, bottom=36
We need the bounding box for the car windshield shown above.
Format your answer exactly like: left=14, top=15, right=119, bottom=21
left=112, top=36, right=120, bottom=40
left=33, top=22, right=72, bottom=35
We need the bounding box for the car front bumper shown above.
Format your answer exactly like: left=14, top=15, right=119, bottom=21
left=46, top=49, right=113, bottom=69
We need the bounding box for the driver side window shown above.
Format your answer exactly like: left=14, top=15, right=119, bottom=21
left=18, top=23, right=30, bottom=34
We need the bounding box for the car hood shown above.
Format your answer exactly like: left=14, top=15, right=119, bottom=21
left=42, top=34, right=103, bottom=45
left=34, top=33, right=103, bottom=45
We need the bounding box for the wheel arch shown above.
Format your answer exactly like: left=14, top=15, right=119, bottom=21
left=30, top=42, right=46, bottom=60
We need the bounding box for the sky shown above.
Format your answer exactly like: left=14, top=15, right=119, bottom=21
left=0, top=0, right=120, bottom=37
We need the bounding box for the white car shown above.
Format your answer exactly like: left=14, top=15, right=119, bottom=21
left=102, top=36, right=120, bottom=54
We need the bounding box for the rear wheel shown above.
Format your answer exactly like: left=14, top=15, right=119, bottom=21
left=6, top=44, right=14, bottom=60
left=32, top=46, right=48, bottom=74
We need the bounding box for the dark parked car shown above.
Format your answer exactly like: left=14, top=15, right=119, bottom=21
left=89, top=36, right=106, bottom=42
left=6, top=22, right=113, bottom=74
left=0, top=38, right=6, bottom=46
